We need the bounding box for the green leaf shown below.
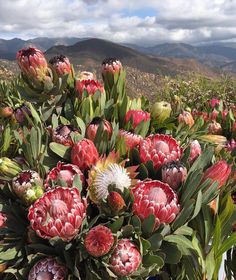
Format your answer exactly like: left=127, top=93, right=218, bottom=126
left=109, top=217, right=124, bottom=233
left=49, top=142, right=71, bottom=160
left=142, top=254, right=164, bottom=268
left=161, top=241, right=182, bottom=264
left=216, top=232, right=236, bottom=258
left=148, top=233, right=163, bottom=251
left=142, top=214, right=155, bottom=236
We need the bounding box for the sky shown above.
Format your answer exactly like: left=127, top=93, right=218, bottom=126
left=0, top=0, right=236, bottom=46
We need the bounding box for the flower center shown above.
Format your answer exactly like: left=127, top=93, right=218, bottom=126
left=36, top=271, right=53, bottom=280
left=59, top=126, right=72, bottom=137
left=49, top=199, right=68, bottom=218
left=154, top=140, right=170, bottom=154
left=18, top=171, right=32, bottom=184
left=120, top=252, right=129, bottom=264
left=148, top=188, right=167, bottom=204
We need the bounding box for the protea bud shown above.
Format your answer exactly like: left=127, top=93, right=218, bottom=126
left=162, top=161, right=187, bottom=190
left=28, top=258, right=67, bottom=280
left=76, top=79, right=104, bottom=96
left=78, top=71, right=94, bottom=81
left=208, top=121, right=222, bottom=135
left=0, top=157, right=22, bottom=178
left=84, top=225, right=114, bottom=257
left=16, top=47, right=48, bottom=82
left=0, top=106, right=13, bottom=118
left=118, top=129, right=143, bottom=151
left=86, top=117, right=113, bottom=142
left=210, top=109, right=219, bottom=121
left=107, top=191, right=126, bottom=212
left=209, top=98, right=220, bottom=109
left=71, top=139, right=99, bottom=171
left=125, top=109, right=150, bottom=129
left=101, top=57, right=122, bottom=89
left=14, top=104, right=31, bottom=124
left=151, top=101, right=172, bottom=124
left=0, top=212, right=7, bottom=228
left=12, top=170, right=44, bottom=205
left=49, top=55, right=72, bottom=77
left=178, top=111, right=194, bottom=128
left=201, top=160, right=231, bottom=189
left=51, top=124, right=79, bottom=146
left=109, top=239, right=141, bottom=276
left=189, top=140, right=202, bottom=162
left=44, top=161, right=85, bottom=190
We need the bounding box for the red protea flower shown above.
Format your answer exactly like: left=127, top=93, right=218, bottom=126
left=0, top=106, right=13, bottom=118
left=16, top=47, right=48, bottom=81
left=86, top=117, right=113, bottom=142
left=0, top=212, right=7, bottom=228
left=210, top=109, right=219, bottom=121
left=109, top=239, right=142, bottom=276
left=178, top=111, right=194, bottom=127
left=162, top=161, right=187, bottom=190
left=49, top=55, right=72, bottom=77
left=51, top=124, right=79, bottom=146
left=189, top=140, right=202, bottom=162
left=84, top=225, right=114, bottom=257
left=201, top=160, right=231, bottom=189
left=102, top=57, right=122, bottom=75
left=28, top=187, right=87, bottom=241
left=208, top=121, right=222, bottom=135
left=209, top=98, right=220, bottom=109
left=132, top=180, right=180, bottom=229
left=71, top=139, right=99, bottom=171
left=139, top=134, right=182, bottom=170
left=125, top=109, right=150, bottom=129
left=192, top=110, right=209, bottom=121
left=107, top=191, right=126, bottom=212
left=76, top=79, right=104, bottom=96
left=118, top=130, right=143, bottom=151
left=28, top=257, right=67, bottom=280
left=44, top=162, right=85, bottom=190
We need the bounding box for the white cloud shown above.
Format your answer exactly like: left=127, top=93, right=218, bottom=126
left=0, top=0, right=236, bottom=45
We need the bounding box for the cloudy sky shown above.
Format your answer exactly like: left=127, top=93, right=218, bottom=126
left=0, top=0, right=236, bottom=46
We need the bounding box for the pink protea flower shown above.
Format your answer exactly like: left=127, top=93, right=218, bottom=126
left=178, top=111, right=194, bottom=128
left=51, top=124, right=79, bottom=146
left=28, top=187, right=87, bottom=241
left=208, top=121, right=222, bottom=135
left=118, top=130, right=143, bottom=151
left=189, top=140, right=202, bottom=162
left=162, top=161, right=187, bottom=190
left=71, top=139, right=99, bottom=171
left=226, top=139, right=236, bottom=152
left=0, top=212, right=7, bottom=228
left=209, top=98, right=220, bottom=109
left=86, top=117, right=113, bottom=142
left=125, top=109, right=150, bottom=129
left=210, top=109, right=219, bottom=121
left=78, top=71, right=94, bottom=81
left=132, top=180, right=180, bottom=229
left=16, top=47, right=48, bottom=81
left=44, top=162, right=85, bottom=190
left=84, top=225, right=114, bottom=257
left=139, top=134, right=182, bottom=170
left=49, top=55, right=72, bottom=77
left=76, top=79, right=104, bottom=96
left=102, top=57, right=122, bottom=75
left=201, top=160, right=231, bottom=189
left=109, top=239, right=142, bottom=276
left=28, top=257, right=67, bottom=280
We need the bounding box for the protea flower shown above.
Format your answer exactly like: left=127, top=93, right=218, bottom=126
left=12, top=170, right=44, bottom=205
left=151, top=101, right=172, bottom=124
left=71, top=139, right=99, bottom=171
left=0, top=212, right=7, bottom=228
left=28, top=258, right=67, bottom=280
left=178, top=111, right=194, bottom=128
left=201, top=160, right=231, bottom=189
left=125, top=109, right=150, bottom=129
left=209, top=98, right=220, bottom=109
left=102, top=57, right=122, bottom=75
left=208, top=121, right=222, bottom=135
left=107, top=191, right=126, bottom=212
left=109, top=239, right=141, bottom=276
left=189, top=140, right=202, bottom=162
left=14, top=104, right=31, bottom=124
left=132, top=180, right=180, bottom=229
left=44, top=162, right=84, bottom=190
left=0, top=106, right=13, bottom=118
left=86, top=117, right=113, bottom=142
left=51, top=124, right=79, bottom=146
left=84, top=225, right=114, bottom=257
left=16, top=47, right=48, bottom=82
left=226, top=139, right=236, bottom=152
left=192, top=110, right=209, bottom=122
left=76, top=79, right=104, bottom=96
left=139, top=134, right=182, bottom=170
left=28, top=187, right=87, bottom=241
left=0, top=157, right=22, bottom=178
left=162, top=161, right=187, bottom=190
left=210, top=109, right=219, bottom=121
left=49, top=55, right=72, bottom=77
left=78, top=71, right=94, bottom=81
left=118, top=130, right=143, bottom=151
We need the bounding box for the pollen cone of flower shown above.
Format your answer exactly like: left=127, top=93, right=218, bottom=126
left=125, top=109, right=150, bottom=129
left=84, top=225, right=114, bottom=257
left=16, top=47, right=48, bottom=82
left=28, top=187, right=87, bottom=241
left=178, top=111, right=194, bottom=128
left=189, top=140, right=202, bottom=162
left=28, top=257, right=67, bottom=280
left=12, top=170, right=44, bottom=205
left=118, top=129, right=143, bottom=152
left=14, top=104, right=31, bottom=125
left=86, top=117, right=113, bottom=142
left=201, top=160, right=231, bottom=189
left=76, top=79, right=104, bottom=96
left=0, top=106, right=13, bottom=118
left=109, top=239, right=142, bottom=276
left=139, top=134, right=182, bottom=170
left=44, top=161, right=85, bottom=190
left=162, top=161, right=187, bottom=190
left=51, top=124, right=79, bottom=146
left=49, top=55, right=73, bottom=77
left=101, top=57, right=122, bottom=89
left=132, top=180, right=180, bottom=229
left=151, top=101, right=172, bottom=124
left=0, top=157, right=22, bottom=178
left=78, top=71, right=94, bottom=81
left=71, top=139, right=99, bottom=172
left=208, top=121, right=222, bottom=135
left=107, top=191, right=126, bottom=212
